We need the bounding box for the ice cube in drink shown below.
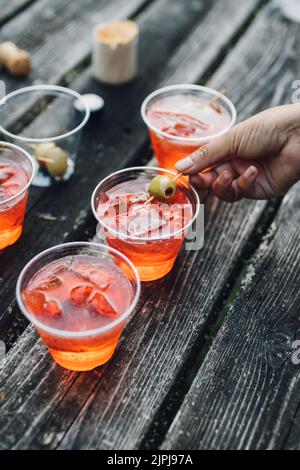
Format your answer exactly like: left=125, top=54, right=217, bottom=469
left=19, top=244, right=140, bottom=371
left=0, top=143, right=33, bottom=250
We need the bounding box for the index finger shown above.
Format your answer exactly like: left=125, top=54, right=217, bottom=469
left=176, top=132, right=233, bottom=174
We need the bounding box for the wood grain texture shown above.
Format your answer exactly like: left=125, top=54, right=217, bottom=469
left=160, top=0, right=263, bottom=86
left=162, top=6, right=300, bottom=451
left=0, top=0, right=150, bottom=92
left=0, top=197, right=265, bottom=450
left=207, top=2, right=297, bottom=122
left=0, top=0, right=36, bottom=24
left=0, top=1, right=274, bottom=450
left=162, top=180, right=300, bottom=450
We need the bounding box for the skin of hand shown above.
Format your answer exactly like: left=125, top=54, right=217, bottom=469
left=176, top=104, right=300, bottom=202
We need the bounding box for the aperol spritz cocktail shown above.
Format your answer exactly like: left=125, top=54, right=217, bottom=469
left=0, top=142, right=34, bottom=250
left=92, top=167, right=199, bottom=282
left=17, top=243, right=140, bottom=371
left=141, top=85, right=236, bottom=171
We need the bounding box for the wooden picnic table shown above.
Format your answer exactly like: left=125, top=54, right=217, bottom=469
left=0, top=0, right=300, bottom=451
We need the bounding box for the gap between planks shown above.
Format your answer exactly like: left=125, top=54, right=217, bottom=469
left=0, top=0, right=278, bottom=452
left=140, top=198, right=281, bottom=449
left=199, top=0, right=270, bottom=86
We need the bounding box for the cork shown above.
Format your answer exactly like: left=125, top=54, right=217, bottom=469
left=0, top=42, right=31, bottom=76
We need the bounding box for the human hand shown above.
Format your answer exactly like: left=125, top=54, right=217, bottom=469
left=176, top=104, right=300, bottom=201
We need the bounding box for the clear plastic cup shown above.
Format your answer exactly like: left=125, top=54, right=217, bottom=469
left=0, top=141, right=34, bottom=250
left=0, top=85, right=90, bottom=187
left=91, top=166, right=200, bottom=282
left=141, top=84, right=237, bottom=171
left=16, top=242, right=141, bottom=371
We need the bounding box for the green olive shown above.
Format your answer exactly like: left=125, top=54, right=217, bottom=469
left=45, top=147, right=68, bottom=178
left=148, top=175, right=176, bottom=202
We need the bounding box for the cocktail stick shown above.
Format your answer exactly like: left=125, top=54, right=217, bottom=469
left=36, top=156, right=54, bottom=164
left=207, top=88, right=226, bottom=111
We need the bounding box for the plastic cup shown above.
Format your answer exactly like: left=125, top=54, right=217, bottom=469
left=141, top=84, right=237, bottom=171
left=0, top=141, right=34, bottom=250
left=92, top=166, right=200, bottom=282
left=16, top=242, right=141, bottom=371
left=0, top=85, right=90, bottom=187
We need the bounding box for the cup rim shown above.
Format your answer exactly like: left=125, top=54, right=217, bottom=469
left=141, top=84, right=237, bottom=143
left=0, top=141, right=35, bottom=206
left=16, top=242, right=141, bottom=338
left=0, top=85, right=90, bottom=143
left=91, top=166, right=200, bottom=242
left=93, top=19, right=139, bottom=41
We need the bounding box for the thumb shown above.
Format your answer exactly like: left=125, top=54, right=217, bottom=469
left=175, top=125, right=239, bottom=174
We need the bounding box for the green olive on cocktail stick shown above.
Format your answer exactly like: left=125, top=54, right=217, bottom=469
left=43, top=147, right=68, bottom=178
left=206, top=88, right=226, bottom=113
left=148, top=174, right=177, bottom=202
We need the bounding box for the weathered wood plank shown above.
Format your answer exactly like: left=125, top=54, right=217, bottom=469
left=0, top=1, right=278, bottom=450
left=0, top=0, right=36, bottom=25
left=207, top=2, right=296, bottom=122
left=0, top=0, right=150, bottom=92
left=0, top=197, right=265, bottom=450
left=162, top=180, right=300, bottom=450
left=162, top=8, right=300, bottom=451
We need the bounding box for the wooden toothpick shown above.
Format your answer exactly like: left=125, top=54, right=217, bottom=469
left=170, top=172, right=183, bottom=183
left=35, top=156, right=54, bottom=164
left=207, top=88, right=226, bottom=111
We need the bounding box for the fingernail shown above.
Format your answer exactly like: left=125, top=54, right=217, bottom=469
left=244, top=166, right=257, bottom=178
left=176, top=156, right=194, bottom=172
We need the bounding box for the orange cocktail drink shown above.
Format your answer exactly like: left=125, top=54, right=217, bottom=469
left=141, top=85, right=236, bottom=171
left=16, top=242, right=140, bottom=371
left=0, top=142, right=34, bottom=250
left=92, top=167, right=200, bottom=282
